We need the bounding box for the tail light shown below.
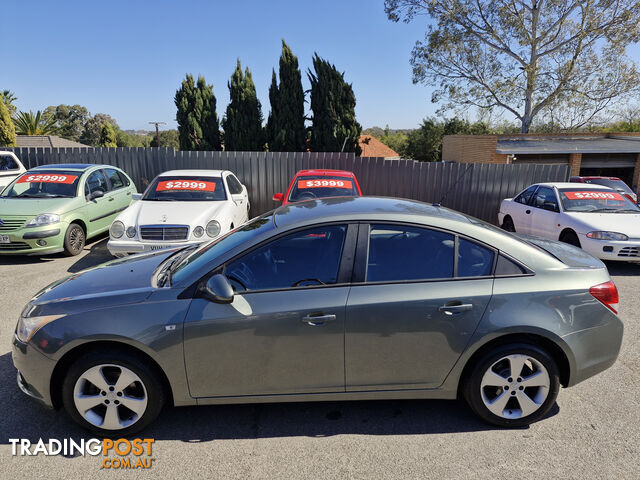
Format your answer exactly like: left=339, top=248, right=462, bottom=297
left=589, top=281, right=619, bottom=314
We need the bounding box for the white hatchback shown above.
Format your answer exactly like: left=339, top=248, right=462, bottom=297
left=499, top=182, right=640, bottom=262
left=107, top=169, right=249, bottom=256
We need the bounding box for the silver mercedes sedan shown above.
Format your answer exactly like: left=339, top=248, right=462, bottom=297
left=12, top=197, right=623, bottom=435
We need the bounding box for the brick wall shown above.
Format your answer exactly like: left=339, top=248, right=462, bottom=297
left=442, top=135, right=507, bottom=163
left=568, top=153, right=582, bottom=176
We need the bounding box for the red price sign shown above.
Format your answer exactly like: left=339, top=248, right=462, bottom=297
left=298, top=179, right=353, bottom=189
left=17, top=174, right=77, bottom=184
left=157, top=180, right=216, bottom=191
left=564, top=191, right=624, bottom=201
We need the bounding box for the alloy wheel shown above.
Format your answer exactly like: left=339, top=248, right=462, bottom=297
left=73, top=364, right=148, bottom=430
left=479, top=354, right=550, bottom=419
left=69, top=227, right=84, bottom=253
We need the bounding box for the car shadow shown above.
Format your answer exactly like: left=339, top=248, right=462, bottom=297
left=67, top=236, right=113, bottom=273
left=0, top=352, right=559, bottom=448
left=604, top=261, right=640, bottom=276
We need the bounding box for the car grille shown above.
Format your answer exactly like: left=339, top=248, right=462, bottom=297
left=618, top=246, right=640, bottom=258
left=0, top=242, right=31, bottom=251
left=0, top=217, right=28, bottom=232
left=140, top=225, right=189, bottom=241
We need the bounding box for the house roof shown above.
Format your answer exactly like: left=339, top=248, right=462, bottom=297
left=358, top=135, right=400, bottom=158
left=15, top=135, right=89, bottom=148
left=496, top=135, right=640, bottom=155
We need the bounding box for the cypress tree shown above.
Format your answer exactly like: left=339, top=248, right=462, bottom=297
left=308, top=54, right=361, bottom=154
left=0, top=95, right=16, bottom=147
left=175, top=74, right=221, bottom=151
left=266, top=70, right=279, bottom=150
left=98, top=122, right=117, bottom=147
left=222, top=60, right=264, bottom=151
left=267, top=40, right=306, bottom=151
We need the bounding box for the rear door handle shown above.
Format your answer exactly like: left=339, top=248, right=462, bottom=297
left=439, top=302, right=473, bottom=315
left=302, top=313, right=336, bottom=326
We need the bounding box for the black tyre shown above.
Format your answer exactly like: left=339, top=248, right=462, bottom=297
left=462, top=343, right=560, bottom=427
left=560, top=230, right=581, bottom=248
left=63, top=223, right=85, bottom=256
left=62, top=350, right=165, bottom=436
left=501, top=216, right=516, bottom=232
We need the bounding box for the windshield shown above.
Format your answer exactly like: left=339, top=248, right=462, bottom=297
left=288, top=175, right=358, bottom=202
left=558, top=188, right=640, bottom=212
left=582, top=178, right=633, bottom=194
left=170, top=214, right=274, bottom=284
left=143, top=176, right=226, bottom=201
left=1, top=171, right=80, bottom=198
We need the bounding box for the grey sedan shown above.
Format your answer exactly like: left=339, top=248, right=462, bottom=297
left=12, top=197, right=623, bottom=435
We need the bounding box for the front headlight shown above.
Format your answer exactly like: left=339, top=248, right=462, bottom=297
left=206, top=220, right=221, bottom=238
left=110, top=221, right=125, bottom=238
left=16, top=314, right=64, bottom=343
left=586, top=231, right=629, bottom=241
left=26, top=214, right=60, bottom=228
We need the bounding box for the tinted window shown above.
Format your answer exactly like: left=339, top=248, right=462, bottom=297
left=226, top=174, right=243, bottom=194
left=119, top=171, right=131, bottom=186
left=0, top=155, right=19, bottom=171
left=105, top=168, right=125, bottom=190
left=495, top=254, right=527, bottom=275
left=458, top=238, right=494, bottom=277
left=558, top=188, right=639, bottom=212
left=86, top=170, right=109, bottom=194
left=584, top=178, right=633, bottom=194
left=366, top=225, right=454, bottom=282
left=532, top=187, right=558, bottom=210
left=225, top=225, right=347, bottom=291
left=514, top=186, right=537, bottom=205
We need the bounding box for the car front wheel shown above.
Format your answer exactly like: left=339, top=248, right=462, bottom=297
left=63, top=223, right=85, bottom=256
left=463, top=344, right=560, bottom=427
left=62, top=351, right=165, bottom=436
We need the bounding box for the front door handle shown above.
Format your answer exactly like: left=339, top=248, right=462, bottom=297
left=302, top=313, right=336, bottom=326
left=108, top=197, right=115, bottom=202
left=439, top=302, right=473, bottom=315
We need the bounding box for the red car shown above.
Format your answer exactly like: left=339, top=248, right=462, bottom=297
left=569, top=176, right=637, bottom=203
left=273, top=169, right=362, bottom=205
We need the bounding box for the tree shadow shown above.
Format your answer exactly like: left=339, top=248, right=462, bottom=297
left=0, top=352, right=559, bottom=448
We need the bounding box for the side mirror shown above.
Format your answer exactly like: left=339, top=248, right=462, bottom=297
left=542, top=202, right=558, bottom=212
left=88, top=190, right=104, bottom=200
left=132, top=193, right=143, bottom=201
left=272, top=192, right=284, bottom=202
left=201, top=274, right=234, bottom=304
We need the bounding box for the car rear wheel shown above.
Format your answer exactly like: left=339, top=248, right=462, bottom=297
left=501, top=216, right=516, bottom=232
left=463, top=344, right=560, bottom=427
left=62, top=351, right=165, bottom=436
left=63, top=223, right=85, bottom=256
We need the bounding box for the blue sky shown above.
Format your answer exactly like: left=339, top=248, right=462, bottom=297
left=1, top=0, right=433, bottom=131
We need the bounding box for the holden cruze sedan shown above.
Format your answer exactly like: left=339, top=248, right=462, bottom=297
left=0, top=164, right=136, bottom=256
left=13, top=197, right=623, bottom=435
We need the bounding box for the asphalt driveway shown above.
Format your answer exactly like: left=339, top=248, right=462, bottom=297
left=0, top=238, right=638, bottom=479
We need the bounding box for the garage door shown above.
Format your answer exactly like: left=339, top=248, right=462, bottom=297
left=580, top=153, right=637, bottom=168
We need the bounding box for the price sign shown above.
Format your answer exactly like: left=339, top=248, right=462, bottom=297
left=564, top=191, right=624, bottom=201
left=17, top=174, right=77, bottom=184
left=297, top=179, right=353, bottom=189
left=156, top=180, right=216, bottom=191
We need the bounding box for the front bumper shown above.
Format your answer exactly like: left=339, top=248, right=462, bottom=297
left=107, top=238, right=202, bottom=256
left=0, top=223, right=67, bottom=255
left=579, top=234, right=640, bottom=262
left=12, top=333, right=57, bottom=407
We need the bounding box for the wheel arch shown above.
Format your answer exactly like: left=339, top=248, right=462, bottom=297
left=457, top=332, right=572, bottom=396
left=50, top=340, right=174, bottom=410
left=68, top=219, right=87, bottom=235
left=559, top=227, right=577, bottom=242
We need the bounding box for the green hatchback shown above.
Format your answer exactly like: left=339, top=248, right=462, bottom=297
left=0, top=163, right=136, bottom=256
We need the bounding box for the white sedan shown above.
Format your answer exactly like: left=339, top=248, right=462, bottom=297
left=107, top=169, right=249, bottom=256
left=499, top=182, right=640, bottom=262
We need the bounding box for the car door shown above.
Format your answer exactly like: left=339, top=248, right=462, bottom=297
left=103, top=168, right=133, bottom=215
left=345, top=224, right=494, bottom=391
left=83, top=169, right=112, bottom=235
left=224, top=173, right=248, bottom=225
left=508, top=185, right=538, bottom=234
left=529, top=186, right=562, bottom=239
left=182, top=223, right=357, bottom=398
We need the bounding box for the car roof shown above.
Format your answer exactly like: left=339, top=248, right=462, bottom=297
left=571, top=176, right=622, bottom=180
left=295, top=169, right=356, bottom=177
left=273, top=196, right=469, bottom=229
left=535, top=182, right=613, bottom=190
left=30, top=163, right=100, bottom=171
left=158, top=169, right=225, bottom=177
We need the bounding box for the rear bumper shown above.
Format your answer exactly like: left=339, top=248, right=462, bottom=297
left=563, top=312, right=624, bottom=387
left=12, top=333, right=56, bottom=407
